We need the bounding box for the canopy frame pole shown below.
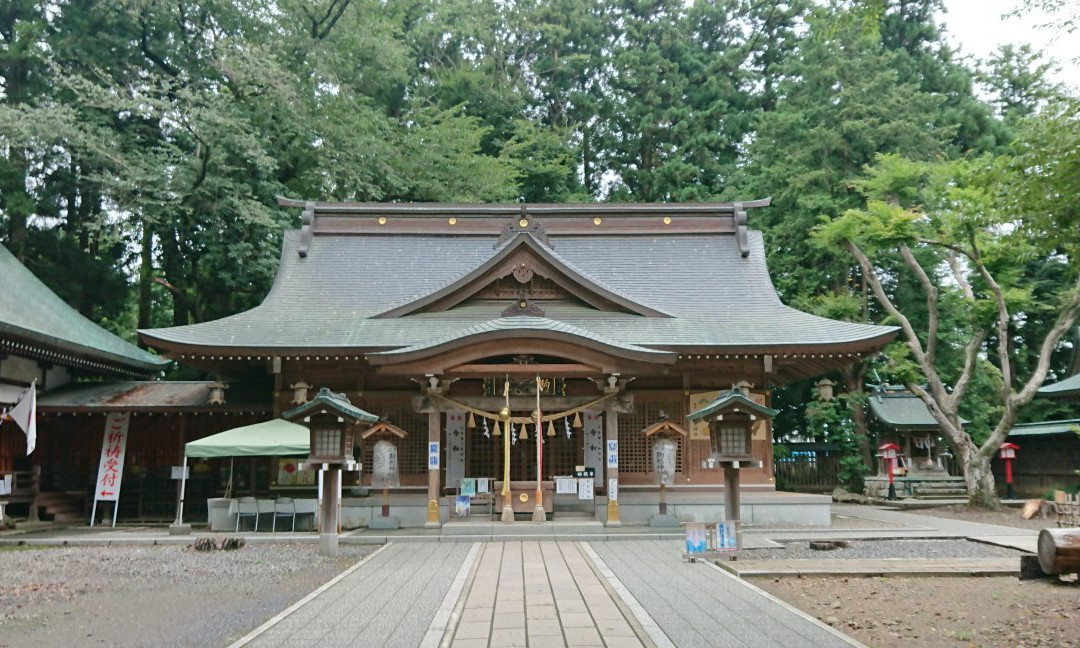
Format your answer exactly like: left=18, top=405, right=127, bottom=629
left=176, top=455, right=189, bottom=524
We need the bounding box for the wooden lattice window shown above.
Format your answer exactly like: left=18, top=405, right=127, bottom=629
left=618, top=397, right=687, bottom=474
left=466, top=418, right=582, bottom=481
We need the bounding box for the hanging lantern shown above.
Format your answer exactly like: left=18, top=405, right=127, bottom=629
left=572, top=412, right=583, bottom=428
left=493, top=420, right=502, bottom=436
left=547, top=421, right=556, bottom=437
left=467, top=412, right=476, bottom=428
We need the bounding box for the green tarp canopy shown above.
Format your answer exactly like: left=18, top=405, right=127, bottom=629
left=184, top=419, right=309, bottom=458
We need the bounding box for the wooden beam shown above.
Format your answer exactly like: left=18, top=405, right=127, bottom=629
left=444, top=363, right=602, bottom=377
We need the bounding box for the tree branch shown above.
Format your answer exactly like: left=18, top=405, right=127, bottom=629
left=967, top=232, right=1014, bottom=399
left=899, top=244, right=938, bottom=364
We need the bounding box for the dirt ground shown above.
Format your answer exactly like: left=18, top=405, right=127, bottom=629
left=754, top=504, right=1080, bottom=647
left=0, top=543, right=374, bottom=648
left=756, top=575, right=1080, bottom=648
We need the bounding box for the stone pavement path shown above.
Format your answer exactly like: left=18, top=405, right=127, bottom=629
left=243, top=542, right=472, bottom=648
left=448, top=541, right=646, bottom=648
left=588, top=541, right=858, bottom=648
left=237, top=539, right=864, bottom=648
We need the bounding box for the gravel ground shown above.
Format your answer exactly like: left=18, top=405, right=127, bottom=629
left=827, top=512, right=912, bottom=530
left=743, top=538, right=1024, bottom=560
left=757, top=575, right=1080, bottom=647
left=0, top=543, right=374, bottom=648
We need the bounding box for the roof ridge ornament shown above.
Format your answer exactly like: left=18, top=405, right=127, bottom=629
left=298, top=201, right=315, bottom=258
left=495, top=205, right=552, bottom=249
left=734, top=202, right=749, bottom=258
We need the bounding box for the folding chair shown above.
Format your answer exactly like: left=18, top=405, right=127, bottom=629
left=273, top=496, right=295, bottom=532
left=293, top=498, right=318, bottom=531
left=235, top=496, right=259, bottom=532
left=257, top=499, right=275, bottom=530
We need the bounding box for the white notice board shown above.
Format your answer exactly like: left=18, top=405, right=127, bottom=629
left=91, top=413, right=130, bottom=527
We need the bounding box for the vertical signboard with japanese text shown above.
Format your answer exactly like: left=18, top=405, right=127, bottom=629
left=91, top=413, right=130, bottom=527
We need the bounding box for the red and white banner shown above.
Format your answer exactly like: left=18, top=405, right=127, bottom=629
left=94, top=413, right=130, bottom=502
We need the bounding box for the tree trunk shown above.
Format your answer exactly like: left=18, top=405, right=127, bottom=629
left=137, top=224, right=154, bottom=338
left=842, top=363, right=873, bottom=467
left=962, top=447, right=1000, bottom=509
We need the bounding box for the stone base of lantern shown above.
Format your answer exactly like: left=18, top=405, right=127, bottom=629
left=368, top=515, right=401, bottom=530
left=648, top=513, right=681, bottom=528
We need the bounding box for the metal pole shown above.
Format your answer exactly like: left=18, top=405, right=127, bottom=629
left=176, top=455, right=188, bottom=524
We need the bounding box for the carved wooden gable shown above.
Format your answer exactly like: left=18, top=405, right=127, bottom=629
left=375, top=232, right=667, bottom=318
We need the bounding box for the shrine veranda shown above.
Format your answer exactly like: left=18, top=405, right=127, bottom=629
left=2, top=201, right=899, bottom=527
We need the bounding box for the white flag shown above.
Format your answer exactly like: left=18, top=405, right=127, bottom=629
left=9, top=383, right=37, bottom=455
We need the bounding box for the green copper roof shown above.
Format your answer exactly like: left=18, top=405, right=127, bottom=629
left=687, top=387, right=778, bottom=421
left=140, top=203, right=899, bottom=376
left=867, top=390, right=968, bottom=430
left=1037, top=372, right=1080, bottom=397
left=369, top=317, right=676, bottom=363
left=0, top=243, right=168, bottom=376
left=1007, top=419, right=1080, bottom=438
left=283, top=387, right=379, bottom=424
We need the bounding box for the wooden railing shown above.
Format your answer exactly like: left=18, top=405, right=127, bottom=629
left=774, top=454, right=841, bottom=493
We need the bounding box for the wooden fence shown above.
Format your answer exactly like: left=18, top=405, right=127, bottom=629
left=774, top=448, right=841, bottom=493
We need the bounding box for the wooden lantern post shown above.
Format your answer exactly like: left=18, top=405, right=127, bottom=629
left=284, top=387, right=377, bottom=556
left=999, top=442, right=1019, bottom=499
left=642, top=417, right=688, bottom=527
left=687, top=384, right=775, bottom=541
left=362, top=421, right=408, bottom=530
left=878, top=442, right=901, bottom=500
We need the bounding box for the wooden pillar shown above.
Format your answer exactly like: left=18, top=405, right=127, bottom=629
left=723, top=464, right=741, bottom=523
left=319, top=466, right=340, bottom=556
left=426, top=410, right=441, bottom=528
left=604, top=403, right=621, bottom=527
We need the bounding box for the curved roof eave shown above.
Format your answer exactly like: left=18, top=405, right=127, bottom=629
left=366, top=317, right=677, bottom=366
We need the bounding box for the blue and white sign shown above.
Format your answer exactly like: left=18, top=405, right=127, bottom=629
left=428, top=441, right=440, bottom=469
left=716, top=521, right=738, bottom=550
left=606, top=440, right=618, bottom=468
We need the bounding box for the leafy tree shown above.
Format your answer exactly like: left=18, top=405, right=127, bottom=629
left=815, top=151, right=1080, bottom=507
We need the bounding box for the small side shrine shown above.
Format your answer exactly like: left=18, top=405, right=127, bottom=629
left=687, top=382, right=777, bottom=527
left=284, top=387, right=378, bottom=555
left=865, top=386, right=966, bottom=499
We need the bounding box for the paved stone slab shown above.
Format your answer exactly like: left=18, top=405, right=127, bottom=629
left=240, top=542, right=472, bottom=648
left=588, top=540, right=861, bottom=648
left=446, top=541, right=647, bottom=647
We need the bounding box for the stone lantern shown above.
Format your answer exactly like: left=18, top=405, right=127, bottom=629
left=642, top=416, right=688, bottom=528
left=687, top=383, right=776, bottom=534
left=284, top=387, right=378, bottom=556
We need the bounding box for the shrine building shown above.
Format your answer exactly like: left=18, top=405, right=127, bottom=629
left=138, top=200, right=898, bottom=527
